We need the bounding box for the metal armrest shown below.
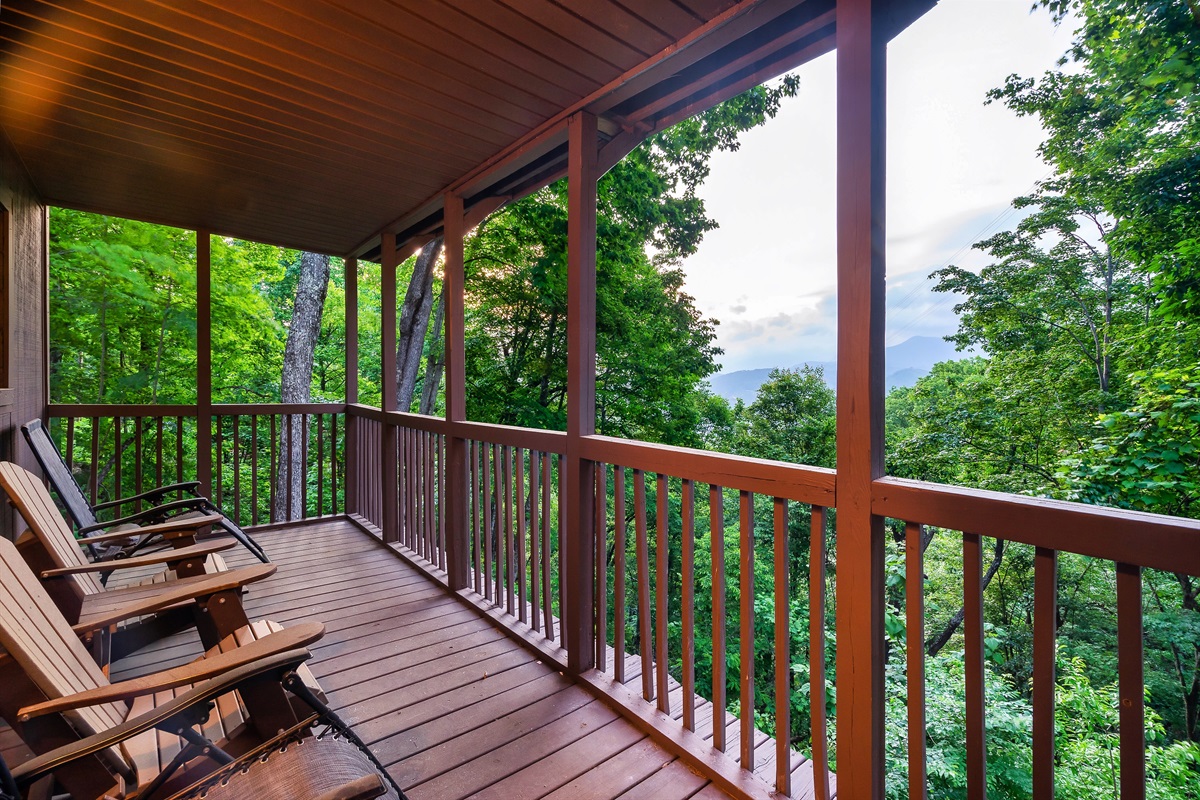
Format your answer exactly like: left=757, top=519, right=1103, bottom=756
left=78, top=500, right=218, bottom=535
left=78, top=513, right=222, bottom=544
left=91, top=481, right=202, bottom=512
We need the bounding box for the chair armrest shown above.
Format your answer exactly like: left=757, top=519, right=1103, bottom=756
left=19, top=622, right=324, bottom=721
left=44, top=538, right=234, bottom=576
left=78, top=513, right=223, bottom=544
left=11, top=648, right=315, bottom=784
left=68, top=563, right=276, bottom=634
left=91, top=481, right=202, bottom=512
left=78, top=501, right=217, bottom=535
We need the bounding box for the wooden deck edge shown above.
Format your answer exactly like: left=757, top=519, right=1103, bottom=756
left=572, top=670, right=784, bottom=800
left=246, top=513, right=352, bottom=534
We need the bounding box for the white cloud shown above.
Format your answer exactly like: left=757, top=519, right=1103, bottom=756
left=678, top=0, right=1073, bottom=373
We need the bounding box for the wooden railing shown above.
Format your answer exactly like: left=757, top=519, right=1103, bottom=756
left=875, top=477, right=1200, bottom=800
left=47, top=403, right=345, bottom=527
left=45, top=402, right=1200, bottom=798
left=584, top=435, right=837, bottom=798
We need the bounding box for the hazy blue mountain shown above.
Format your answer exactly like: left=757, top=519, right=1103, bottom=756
left=707, top=336, right=964, bottom=404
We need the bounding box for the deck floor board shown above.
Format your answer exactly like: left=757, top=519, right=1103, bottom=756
left=103, top=520, right=734, bottom=799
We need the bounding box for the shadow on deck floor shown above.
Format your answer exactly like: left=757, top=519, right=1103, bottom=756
left=108, top=519, right=735, bottom=800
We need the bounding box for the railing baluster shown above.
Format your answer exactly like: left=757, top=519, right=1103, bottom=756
left=1117, top=562, right=1146, bottom=800
left=634, top=469, right=653, bottom=702
left=1032, top=546, right=1057, bottom=800
left=810, top=506, right=830, bottom=800
left=154, top=417, right=163, bottom=490
left=773, top=497, right=789, bottom=795
left=331, top=413, right=339, bottom=515
left=594, top=462, right=607, bottom=671
left=906, top=521, right=927, bottom=800
left=558, top=453, right=566, bottom=646
left=613, top=466, right=627, bottom=684
left=317, top=414, right=325, bottom=516
left=65, top=417, right=76, bottom=476
left=739, top=490, right=755, bottom=771
left=427, top=432, right=437, bottom=561
left=517, top=447, right=528, bottom=625
left=438, top=433, right=446, bottom=568
left=711, top=484, right=727, bottom=753
left=529, top=449, right=541, bottom=632
left=175, top=416, right=184, bottom=489
left=681, top=478, right=696, bottom=731
left=269, top=414, right=277, bottom=522
left=302, top=414, right=310, bottom=518
left=541, top=452, right=553, bottom=640
left=964, top=532, right=986, bottom=800
left=134, top=418, right=143, bottom=510
left=655, top=473, right=670, bottom=715
left=472, top=441, right=482, bottom=596
left=483, top=443, right=494, bottom=602
left=232, top=414, right=241, bottom=524
left=113, top=415, right=122, bottom=504
left=251, top=416, right=259, bottom=526
left=505, top=445, right=515, bottom=615
left=213, top=415, right=221, bottom=509
left=89, top=417, right=99, bottom=505
left=493, top=442, right=503, bottom=603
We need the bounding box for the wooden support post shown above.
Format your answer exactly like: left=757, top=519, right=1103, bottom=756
left=565, top=109, right=598, bottom=674
left=344, top=257, right=358, bottom=515
left=443, top=192, right=469, bottom=590
left=196, top=230, right=213, bottom=497
left=834, top=0, right=888, bottom=797
left=380, top=233, right=399, bottom=543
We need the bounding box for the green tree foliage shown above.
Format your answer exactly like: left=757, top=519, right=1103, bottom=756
left=464, top=79, right=798, bottom=446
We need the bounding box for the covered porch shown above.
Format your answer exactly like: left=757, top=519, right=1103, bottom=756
left=1, top=1, right=1198, bottom=799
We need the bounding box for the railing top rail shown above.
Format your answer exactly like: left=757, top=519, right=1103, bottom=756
left=874, top=476, right=1200, bottom=576
left=49, top=403, right=200, bottom=417
left=582, top=434, right=837, bottom=507
left=50, top=402, right=349, bottom=417
left=346, top=404, right=568, bottom=452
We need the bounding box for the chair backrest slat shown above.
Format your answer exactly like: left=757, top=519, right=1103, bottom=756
left=21, top=419, right=100, bottom=531
left=0, top=462, right=104, bottom=597
left=0, top=538, right=127, bottom=736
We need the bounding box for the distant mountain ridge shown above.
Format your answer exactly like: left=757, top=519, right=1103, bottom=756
left=707, top=335, right=965, bottom=405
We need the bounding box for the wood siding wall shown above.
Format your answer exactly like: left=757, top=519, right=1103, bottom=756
left=0, top=127, right=47, bottom=539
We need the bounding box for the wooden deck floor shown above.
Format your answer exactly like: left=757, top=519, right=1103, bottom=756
left=106, top=519, right=736, bottom=800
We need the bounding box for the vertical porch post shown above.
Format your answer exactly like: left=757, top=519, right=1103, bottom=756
left=196, top=229, right=213, bottom=497
left=835, top=0, right=888, bottom=797
left=565, top=110, right=599, bottom=673
left=380, top=233, right=399, bottom=543
left=344, top=256, right=359, bottom=515
left=443, top=192, right=469, bottom=590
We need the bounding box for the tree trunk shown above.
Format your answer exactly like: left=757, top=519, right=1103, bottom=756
left=397, top=238, right=444, bottom=412
left=273, top=251, right=329, bottom=522
left=419, top=291, right=446, bottom=415
left=925, top=537, right=1006, bottom=658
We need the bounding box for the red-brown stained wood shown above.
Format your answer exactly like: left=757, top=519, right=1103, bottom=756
left=89, top=417, right=99, bottom=505
left=472, top=440, right=482, bottom=596
left=680, top=478, right=696, bottom=732
left=614, top=465, right=628, bottom=684
left=505, top=444, right=515, bottom=615
left=810, top=506, right=831, bottom=800
left=963, top=532, right=986, bottom=800
left=517, top=447, right=529, bottom=620
left=595, top=461, right=607, bottom=670
left=834, top=1, right=888, bottom=795
left=655, top=473, right=670, bottom=715
left=565, top=109, right=598, bottom=673
left=269, top=413, right=277, bottom=522
left=738, top=490, right=755, bottom=771
left=483, top=444, right=494, bottom=602
left=1032, top=546, right=1057, bottom=800
left=633, top=470, right=654, bottom=703
left=114, top=415, right=123, bottom=504
left=1117, top=562, right=1146, bottom=800
left=134, top=415, right=144, bottom=508
left=905, top=521, right=926, bottom=800
left=710, top=484, right=727, bottom=754
left=196, top=231, right=213, bottom=498
left=542, top=453, right=555, bottom=641
left=345, top=259, right=359, bottom=516
left=772, top=497, right=789, bottom=796
left=381, top=232, right=399, bottom=544
left=494, top=441, right=504, bottom=605
left=530, top=448, right=541, bottom=631
left=317, top=413, right=324, bottom=516
left=251, top=415, right=259, bottom=526
left=444, top=191, right=469, bottom=589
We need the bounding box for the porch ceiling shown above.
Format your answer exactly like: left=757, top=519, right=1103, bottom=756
left=0, top=0, right=933, bottom=258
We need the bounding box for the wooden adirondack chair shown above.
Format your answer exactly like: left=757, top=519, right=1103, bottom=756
left=0, top=537, right=399, bottom=800
left=22, top=419, right=269, bottom=564
left=0, top=461, right=276, bottom=661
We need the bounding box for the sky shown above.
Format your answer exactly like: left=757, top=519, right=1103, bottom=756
left=679, top=0, right=1077, bottom=373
